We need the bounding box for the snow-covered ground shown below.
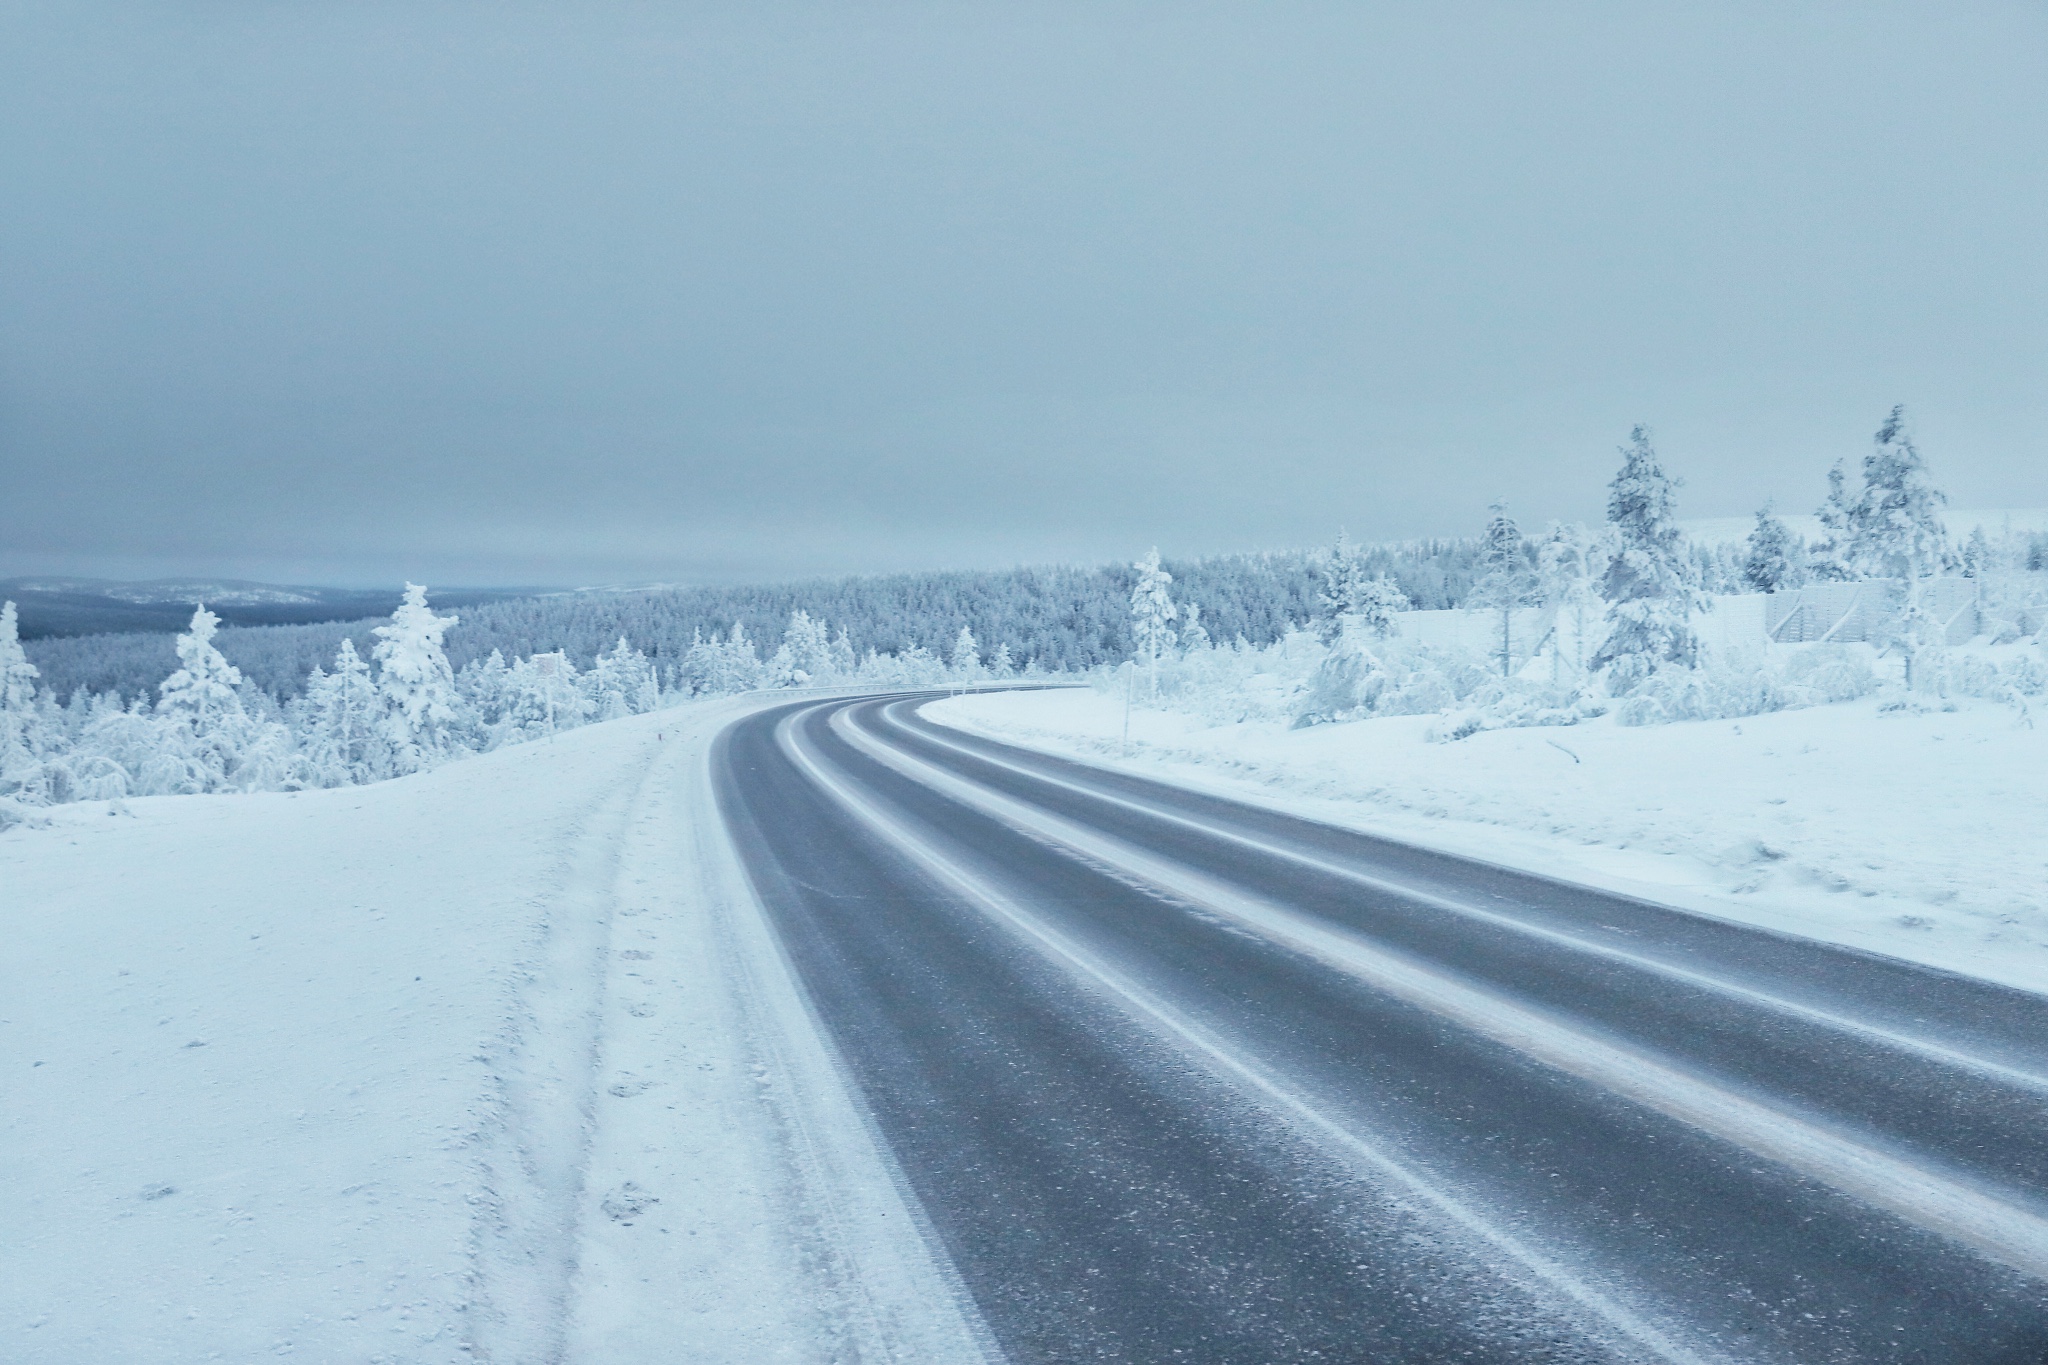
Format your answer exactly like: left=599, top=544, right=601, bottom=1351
left=926, top=688, right=2048, bottom=995
left=13, top=677, right=2047, bottom=1360
left=1, top=694, right=984, bottom=1364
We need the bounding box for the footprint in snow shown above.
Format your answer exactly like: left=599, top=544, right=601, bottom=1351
left=602, top=1182, right=659, bottom=1223
left=608, top=1076, right=655, bottom=1098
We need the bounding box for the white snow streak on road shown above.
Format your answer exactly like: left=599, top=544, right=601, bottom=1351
left=829, top=704, right=2048, bottom=1285
left=900, top=716, right=2048, bottom=1095
left=780, top=708, right=1725, bottom=1365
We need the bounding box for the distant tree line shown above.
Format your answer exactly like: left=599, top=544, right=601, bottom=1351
left=22, top=542, right=1491, bottom=704
left=1131, top=407, right=2048, bottom=735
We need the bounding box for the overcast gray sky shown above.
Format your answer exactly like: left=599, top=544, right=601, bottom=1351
left=2, top=2, right=2043, bottom=587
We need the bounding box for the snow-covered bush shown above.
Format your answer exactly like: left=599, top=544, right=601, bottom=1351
left=1428, top=681, right=1602, bottom=742
left=1609, top=646, right=1879, bottom=726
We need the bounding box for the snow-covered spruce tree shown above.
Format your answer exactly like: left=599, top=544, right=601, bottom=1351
left=1314, top=532, right=1370, bottom=643
left=155, top=604, right=259, bottom=791
left=1808, top=459, right=1860, bottom=582
left=588, top=636, right=659, bottom=720
left=949, top=625, right=984, bottom=680
left=0, top=601, right=58, bottom=817
left=828, top=627, right=858, bottom=679
left=677, top=628, right=715, bottom=697
left=1468, top=502, right=1537, bottom=676
left=1850, top=406, right=1953, bottom=689
left=1179, top=600, right=1212, bottom=654
left=707, top=623, right=763, bottom=695
left=1849, top=406, right=1952, bottom=580
left=291, top=638, right=387, bottom=785
left=1354, top=577, right=1410, bottom=640
left=1315, top=531, right=1410, bottom=643
left=456, top=648, right=514, bottom=741
left=370, top=584, right=467, bottom=773
left=498, top=651, right=592, bottom=740
left=1589, top=427, right=1707, bottom=694
left=1961, top=525, right=1994, bottom=579
left=1741, top=504, right=1803, bottom=593
left=1130, top=548, right=1179, bottom=696
left=769, top=609, right=834, bottom=687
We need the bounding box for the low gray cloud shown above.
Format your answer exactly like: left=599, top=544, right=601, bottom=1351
left=3, top=2, right=2043, bottom=586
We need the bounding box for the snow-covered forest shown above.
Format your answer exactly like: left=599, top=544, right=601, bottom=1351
left=5, top=408, right=2046, bottom=823
left=19, top=541, right=1497, bottom=701
left=0, top=585, right=1009, bottom=823
left=1110, top=409, right=2048, bottom=738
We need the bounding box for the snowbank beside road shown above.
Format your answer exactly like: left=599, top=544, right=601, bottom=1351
left=1, top=693, right=983, bottom=1364
left=926, top=688, right=2048, bottom=995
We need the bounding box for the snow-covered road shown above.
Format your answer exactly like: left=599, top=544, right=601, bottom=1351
left=718, top=693, right=2048, bottom=1363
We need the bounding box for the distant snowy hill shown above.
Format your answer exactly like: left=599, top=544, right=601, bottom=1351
left=0, top=576, right=542, bottom=640
left=1683, top=507, right=2048, bottom=547
left=7, top=576, right=324, bottom=606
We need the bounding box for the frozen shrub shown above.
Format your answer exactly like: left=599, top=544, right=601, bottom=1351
left=1774, top=645, right=1878, bottom=707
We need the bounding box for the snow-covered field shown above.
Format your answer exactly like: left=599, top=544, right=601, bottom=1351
left=1, top=694, right=982, bottom=1364
left=927, top=688, right=2048, bottom=995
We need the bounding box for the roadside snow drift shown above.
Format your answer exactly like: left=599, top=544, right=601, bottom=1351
left=1, top=696, right=984, bottom=1364
left=927, top=687, right=2048, bottom=995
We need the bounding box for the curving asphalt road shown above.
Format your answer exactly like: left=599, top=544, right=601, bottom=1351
left=712, top=689, right=2048, bottom=1364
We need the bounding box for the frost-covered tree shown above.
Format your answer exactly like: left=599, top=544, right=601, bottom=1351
left=769, top=609, right=835, bottom=686
left=1179, top=600, right=1212, bottom=654
left=155, top=604, right=256, bottom=789
left=1314, top=532, right=1370, bottom=643
left=1849, top=406, right=1951, bottom=581
left=989, top=642, right=1016, bottom=677
left=498, top=651, right=592, bottom=740
left=456, top=648, right=514, bottom=740
left=828, top=627, right=858, bottom=679
left=1130, top=548, right=1179, bottom=694
left=1354, top=578, right=1410, bottom=641
left=1468, top=503, right=1537, bottom=676
left=701, top=623, right=763, bottom=695
left=371, top=584, right=466, bottom=770
left=1315, top=531, right=1410, bottom=644
left=587, top=636, right=659, bottom=719
left=0, top=602, right=37, bottom=718
left=1536, top=522, right=1605, bottom=680
left=292, top=639, right=386, bottom=784
left=1960, top=525, right=1994, bottom=579
left=1849, top=407, right=1953, bottom=688
left=157, top=605, right=245, bottom=735
left=1808, top=459, right=1859, bottom=582
left=949, top=625, right=984, bottom=680
left=0, top=601, right=55, bottom=805
left=1590, top=427, right=1707, bottom=693
left=1741, top=504, right=1803, bottom=593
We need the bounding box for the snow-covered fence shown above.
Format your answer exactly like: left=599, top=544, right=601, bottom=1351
left=1767, top=579, right=1978, bottom=645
